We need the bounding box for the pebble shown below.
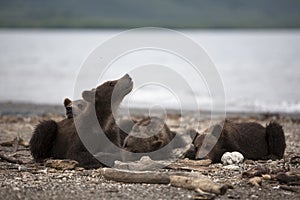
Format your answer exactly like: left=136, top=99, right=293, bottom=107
left=250, top=194, right=259, bottom=198
left=262, top=174, right=271, bottom=180
left=45, top=159, right=78, bottom=170
left=223, top=165, right=240, bottom=171
left=12, top=187, right=20, bottom=191
left=48, top=168, right=57, bottom=173
left=18, top=165, right=27, bottom=171
left=249, top=177, right=262, bottom=187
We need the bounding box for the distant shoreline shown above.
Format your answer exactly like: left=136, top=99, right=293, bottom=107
left=1, top=26, right=300, bottom=30
left=1, top=101, right=299, bottom=119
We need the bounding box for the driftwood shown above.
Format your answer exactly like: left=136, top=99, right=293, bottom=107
left=0, top=153, right=24, bottom=164
left=169, top=175, right=228, bottom=195
left=275, top=171, right=300, bottom=185
left=101, top=168, right=228, bottom=195
left=102, top=168, right=170, bottom=184
left=242, top=166, right=270, bottom=178
left=167, top=159, right=211, bottom=172
left=279, top=185, right=300, bottom=193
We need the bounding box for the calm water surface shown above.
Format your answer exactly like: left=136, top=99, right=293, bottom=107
left=0, top=29, right=299, bottom=113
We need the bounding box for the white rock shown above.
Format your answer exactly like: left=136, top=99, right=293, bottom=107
left=221, top=151, right=244, bottom=165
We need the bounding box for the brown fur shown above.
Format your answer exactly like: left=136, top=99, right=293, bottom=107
left=29, top=120, right=58, bottom=161
left=189, top=120, right=286, bottom=162
left=123, top=117, right=175, bottom=153
left=123, top=117, right=179, bottom=160
left=29, top=74, right=133, bottom=168
left=63, top=98, right=87, bottom=119
left=117, top=119, right=136, bottom=147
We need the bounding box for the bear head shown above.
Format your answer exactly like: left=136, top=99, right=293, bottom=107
left=82, top=74, right=133, bottom=114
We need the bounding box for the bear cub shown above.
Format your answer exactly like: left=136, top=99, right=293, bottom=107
left=187, top=120, right=286, bottom=163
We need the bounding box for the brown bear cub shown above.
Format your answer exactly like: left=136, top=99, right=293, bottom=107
left=30, top=74, right=133, bottom=168
left=63, top=98, right=87, bottom=119
left=187, top=120, right=286, bottom=163
left=122, top=117, right=185, bottom=160
left=123, top=117, right=175, bottom=152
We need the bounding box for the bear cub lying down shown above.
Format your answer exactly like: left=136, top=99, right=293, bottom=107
left=186, top=120, right=286, bottom=162
left=30, top=74, right=181, bottom=168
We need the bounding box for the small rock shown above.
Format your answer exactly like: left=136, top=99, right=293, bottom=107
left=45, top=159, right=78, bottom=170
left=250, top=194, right=259, bottom=198
left=221, top=152, right=244, bottom=165
left=75, top=167, right=85, bottom=171
left=223, top=165, right=240, bottom=171
left=249, top=177, right=262, bottom=187
left=18, top=165, right=27, bottom=171
left=48, top=168, right=57, bottom=173
left=37, top=168, right=48, bottom=174
left=262, top=174, right=271, bottom=180
left=12, top=187, right=20, bottom=191
left=273, top=185, right=280, bottom=190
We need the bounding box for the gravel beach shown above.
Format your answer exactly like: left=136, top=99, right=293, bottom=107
left=0, top=102, right=299, bottom=200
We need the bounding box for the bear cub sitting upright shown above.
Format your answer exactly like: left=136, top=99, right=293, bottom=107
left=30, top=74, right=133, bottom=168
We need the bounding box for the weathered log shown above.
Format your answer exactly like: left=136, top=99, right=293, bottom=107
left=102, top=168, right=205, bottom=183
left=167, top=159, right=211, bottom=172
left=101, top=168, right=228, bottom=195
left=102, top=168, right=170, bottom=184
left=169, top=175, right=228, bottom=195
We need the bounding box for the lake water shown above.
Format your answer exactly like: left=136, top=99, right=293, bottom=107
left=0, top=29, right=299, bottom=113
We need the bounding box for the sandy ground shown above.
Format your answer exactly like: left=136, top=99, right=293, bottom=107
left=0, top=103, right=299, bottom=200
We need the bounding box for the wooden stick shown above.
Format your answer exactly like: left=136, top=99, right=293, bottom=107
left=170, top=175, right=228, bottom=195
left=0, top=153, right=23, bottom=164
left=167, top=159, right=211, bottom=172
left=279, top=185, right=300, bottom=193
left=101, top=168, right=206, bottom=183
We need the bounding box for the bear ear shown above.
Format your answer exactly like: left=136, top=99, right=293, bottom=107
left=64, top=98, right=72, bottom=108
left=187, top=129, right=198, bottom=141
left=82, top=90, right=95, bottom=103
